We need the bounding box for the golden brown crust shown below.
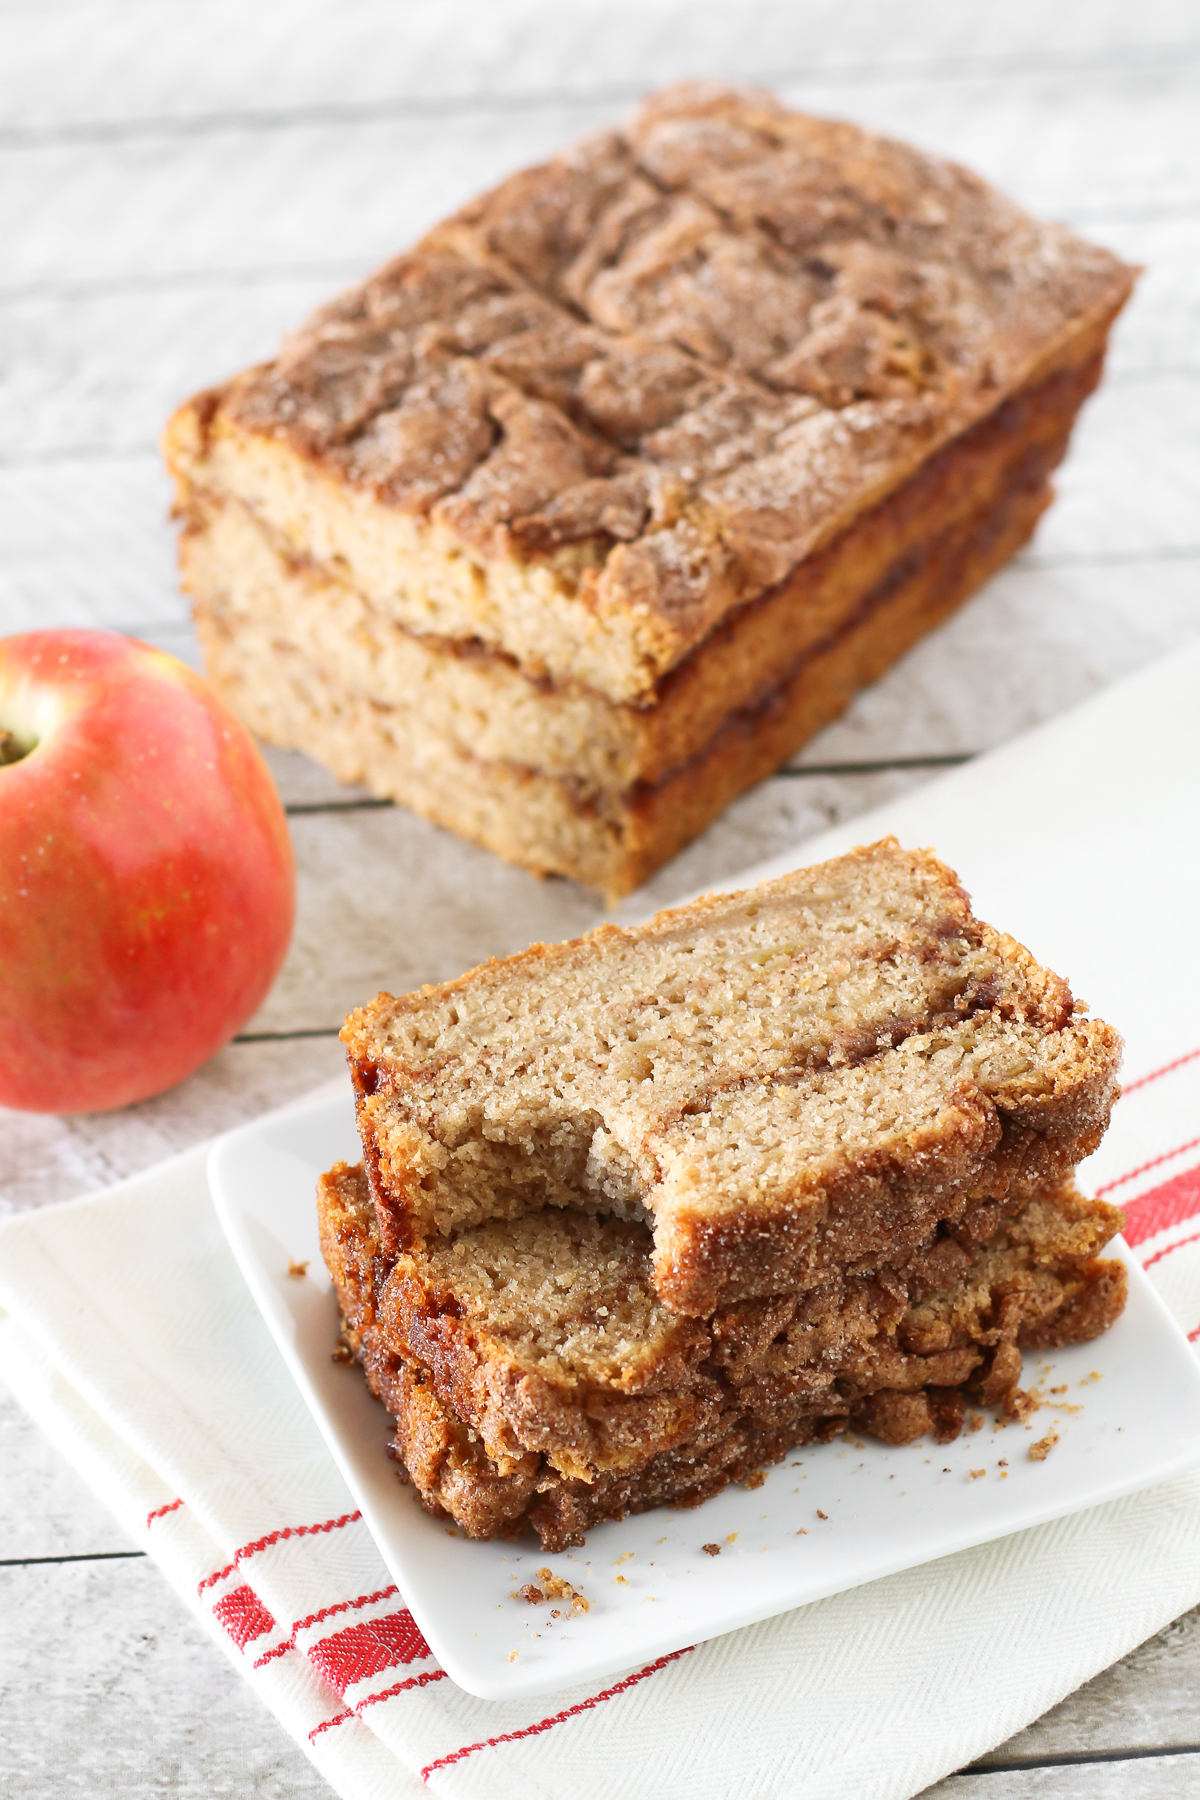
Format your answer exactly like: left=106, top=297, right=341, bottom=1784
left=1019, top=1257, right=1128, bottom=1349
left=166, top=83, right=1134, bottom=699
left=319, top=1157, right=1127, bottom=1545
left=647, top=1014, right=1123, bottom=1315
left=608, top=462, right=1053, bottom=897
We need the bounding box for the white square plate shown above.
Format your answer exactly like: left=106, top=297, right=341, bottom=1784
left=209, top=642, right=1200, bottom=1701
left=209, top=1093, right=1200, bottom=1703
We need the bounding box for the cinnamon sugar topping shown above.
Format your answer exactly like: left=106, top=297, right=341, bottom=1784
left=211, top=83, right=1132, bottom=683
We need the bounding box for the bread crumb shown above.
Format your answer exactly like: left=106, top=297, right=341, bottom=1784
left=796, top=1528, right=808, bottom=1536
left=1029, top=1430, right=1060, bottom=1462
left=536, top=1567, right=589, bottom=1611
left=701, top=1543, right=721, bottom=1556
left=743, top=1469, right=767, bottom=1490
left=615, top=1574, right=629, bottom=1586
left=509, top=1651, right=518, bottom=1662
left=725, top=1533, right=738, bottom=1543
left=816, top=1510, right=828, bottom=1520
left=1049, top=1385, right=1068, bottom=1395
left=614, top=1551, right=633, bottom=1565
left=286, top=1259, right=309, bottom=1279
left=966, top=1411, right=983, bottom=1432
left=968, top=1469, right=985, bottom=1480
left=998, top=1460, right=1008, bottom=1468
left=519, top=1583, right=544, bottom=1604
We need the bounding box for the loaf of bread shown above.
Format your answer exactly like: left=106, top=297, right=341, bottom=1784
left=164, top=83, right=1133, bottom=896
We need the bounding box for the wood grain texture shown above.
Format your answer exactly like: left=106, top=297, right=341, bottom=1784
left=0, top=1036, right=346, bottom=1216
left=1, top=1, right=1198, bottom=1793
left=0, top=1388, right=136, bottom=1560
left=2, top=71, right=1195, bottom=294
left=933, top=1756, right=1200, bottom=1797
left=0, top=1558, right=333, bottom=1798
left=4, top=0, right=1195, bottom=140
left=974, top=1607, right=1200, bottom=1765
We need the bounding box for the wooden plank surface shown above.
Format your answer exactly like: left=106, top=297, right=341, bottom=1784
left=1, top=1, right=1198, bottom=1792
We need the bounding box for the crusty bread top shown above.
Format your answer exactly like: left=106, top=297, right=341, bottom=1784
left=166, top=83, right=1133, bottom=699
left=343, top=841, right=1122, bottom=1312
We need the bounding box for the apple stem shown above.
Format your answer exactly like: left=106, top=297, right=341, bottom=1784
left=0, top=728, right=32, bottom=766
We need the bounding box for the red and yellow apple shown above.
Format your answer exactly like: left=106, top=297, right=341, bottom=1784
left=0, top=630, right=295, bottom=1113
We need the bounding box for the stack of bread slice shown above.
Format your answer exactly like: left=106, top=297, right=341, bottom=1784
left=319, top=842, right=1127, bottom=1549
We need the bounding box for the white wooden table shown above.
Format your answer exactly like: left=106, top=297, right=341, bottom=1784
left=2, top=2, right=1199, bottom=1791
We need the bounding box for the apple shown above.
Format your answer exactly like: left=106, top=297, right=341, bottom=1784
left=0, top=630, right=295, bottom=1113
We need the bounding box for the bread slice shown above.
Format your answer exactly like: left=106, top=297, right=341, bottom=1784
left=318, top=1159, right=1126, bottom=1549
left=343, top=841, right=1122, bottom=1313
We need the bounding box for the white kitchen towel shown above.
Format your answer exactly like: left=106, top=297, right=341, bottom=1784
left=2, top=1040, right=1200, bottom=1800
